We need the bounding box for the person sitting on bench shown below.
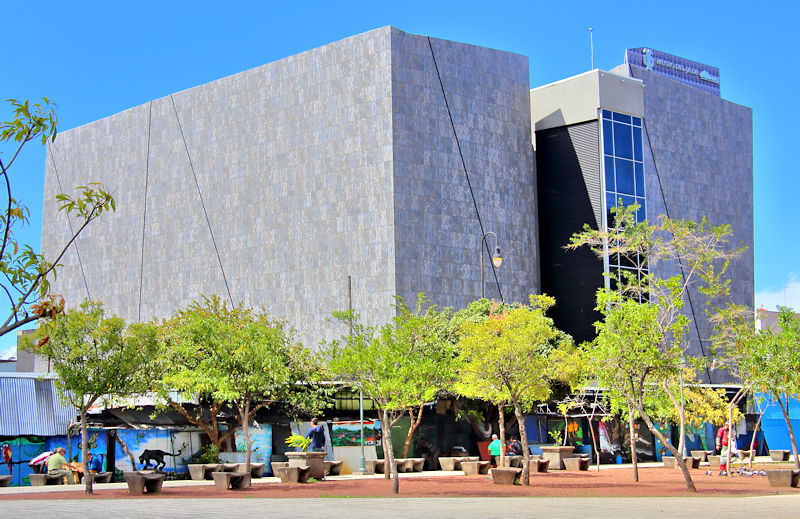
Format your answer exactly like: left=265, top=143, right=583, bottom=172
left=47, top=448, right=74, bottom=484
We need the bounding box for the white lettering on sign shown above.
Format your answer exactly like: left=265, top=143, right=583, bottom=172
left=653, top=56, right=720, bottom=85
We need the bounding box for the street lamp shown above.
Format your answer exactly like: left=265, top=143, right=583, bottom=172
left=479, top=232, right=503, bottom=299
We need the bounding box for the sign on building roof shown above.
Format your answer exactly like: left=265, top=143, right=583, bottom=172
left=625, top=48, right=720, bottom=97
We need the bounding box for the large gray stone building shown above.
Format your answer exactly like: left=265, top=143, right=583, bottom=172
left=42, top=27, right=537, bottom=347
left=42, top=29, right=752, bottom=367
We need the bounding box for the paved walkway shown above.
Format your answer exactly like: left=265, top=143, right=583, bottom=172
left=2, top=495, right=800, bottom=519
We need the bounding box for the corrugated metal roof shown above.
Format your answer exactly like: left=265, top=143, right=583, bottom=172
left=0, top=373, right=76, bottom=435
left=755, top=392, right=800, bottom=420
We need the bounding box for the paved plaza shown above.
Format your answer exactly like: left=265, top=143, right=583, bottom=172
left=2, top=495, right=800, bottom=519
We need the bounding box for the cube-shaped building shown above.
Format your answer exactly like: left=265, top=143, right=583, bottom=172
left=42, top=27, right=538, bottom=346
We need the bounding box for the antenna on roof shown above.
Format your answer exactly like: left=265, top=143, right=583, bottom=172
left=589, top=28, right=594, bottom=70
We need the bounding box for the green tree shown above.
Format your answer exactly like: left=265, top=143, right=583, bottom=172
left=0, top=99, right=114, bottom=338
left=24, top=300, right=158, bottom=494
left=456, top=295, right=575, bottom=486
left=325, top=294, right=456, bottom=494
left=570, top=204, right=742, bottom=492
left=717, top=306, right=800, bottom=469
left=158, top=296, right=329, bottom=473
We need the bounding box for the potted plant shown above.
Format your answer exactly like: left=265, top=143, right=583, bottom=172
left=284, top=434, right=326, bottom=479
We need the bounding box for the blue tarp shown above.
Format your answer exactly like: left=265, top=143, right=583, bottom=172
left=756, top=393, right=800, bottom=452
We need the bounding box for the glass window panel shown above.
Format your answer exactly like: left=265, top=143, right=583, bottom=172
left=606, top=193, right=617, bottom=226
left=602, top=109, right=612, bottom=120
left=632, top=116, right=642, bottom=127
left=634, top=162, right=645, bottom=197
left=619, top=194, right=635, bottom=210
left=635, top=197, right=646, bottom=222
left=603, top=120, right=613, bottom=155
left=605, top=156, right=615, bottom=191
left=613, top=122, right=633, bottom=159
left=613, top=112, right=632, bottom=124
left=615, top=158, right=635, bottom=195
left=633, top=126, right=643, bottom=161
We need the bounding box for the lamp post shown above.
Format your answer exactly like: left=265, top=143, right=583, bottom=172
left=479, top=232, right=503, bottom=299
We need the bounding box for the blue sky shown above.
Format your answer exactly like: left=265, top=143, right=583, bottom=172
left=0, top=1, right=797, bottom=356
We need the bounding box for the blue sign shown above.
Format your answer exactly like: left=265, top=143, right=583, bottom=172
left=626, top=48, right=720, bottom=97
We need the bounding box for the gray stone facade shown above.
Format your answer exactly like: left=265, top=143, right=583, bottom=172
left=631, top=65, right=754, bottom=377
left=41, top=27, right=538, bottom=347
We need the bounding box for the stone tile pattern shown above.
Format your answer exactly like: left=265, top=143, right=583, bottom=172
left=390, top=29, right=538, bottom=309
left=42, top=27, right=538, bottom=347
left=43, top=27, right=396, bottom=347
left=632, top=66, right=754, bottom=380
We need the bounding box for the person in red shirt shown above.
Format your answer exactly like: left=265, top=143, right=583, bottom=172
left=716, top=422, right=736, bottom=474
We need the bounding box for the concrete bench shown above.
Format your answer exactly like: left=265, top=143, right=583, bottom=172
left=220, top=463, right=240, bottom=472
left=690, top=450, right=714, bottom=462
left=87, top=472, right=113, bottom=484
left=188, top=463, right=221, bottom=480
left=271, top=461, right=289, bottom=470
left=365, top=459, right=385, bottom=474
left=461, top=460, right=491, bottom=475
left=29, top=473, right=64, bottom=486
left=123, top=472, right=165, bottom=495
left=491, top=467, right=522, bottom=485
left=533, top=458, right=550, bottom=473
left=409, top=458, right=425, bottom=472
left=324, top=460, right=343, bottom=476
left=0, top=475, right=12, bottom=487
left=438, top=457, right=465, bottom=471
left=211, top=471, right=251, bottom=490
left=663, top=456, right=701, bottom=469
left=770, top=450, right=791, bottom=462
left=765, top=469, right=800, bottom=488
left=274, top=465, right=311, bottom=483
left=235, top=463, right=266, bottom=478
left=708, top=455, right=721, bottom=467
left=563, top=456, right=591, bottom=471
left=393, top=458, right=413, bottom=472
left=502, top=455, right=523, bottom=468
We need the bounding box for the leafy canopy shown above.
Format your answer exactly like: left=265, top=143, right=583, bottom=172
left=456, top=295, right=576, bottom=410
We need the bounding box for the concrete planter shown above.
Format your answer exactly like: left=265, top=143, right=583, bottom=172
left=286, top=451, right=326, bottom=480
left=765, top=469, right=800, bottom=488
left=770, top=449, right=790, bottom=462
left=539, top=445, right=575, bottom=470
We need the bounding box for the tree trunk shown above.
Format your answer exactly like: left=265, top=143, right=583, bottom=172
left=776, top=392, right=800, bottom=469
left=726, top=387, right=747, bottom=476
left=113, top=430, right=137, bottom=470
left=512, top=400, right=530, bottom=486
left=636, top=402, right=696, bottom=492
left=627, top=405, right=639, bottom=482
left=382, top=409, right=399, bottom=494
left=242, top=399, right=251, bottom=475
left=589, top=392, right=600, bottom=473
left=498, top=403, right=506, bottom=468
left=402, top=407, right=424, bottom=458
left=748, top=409, right=765, bottom=469
left=81, top=408, right=92, bottom=494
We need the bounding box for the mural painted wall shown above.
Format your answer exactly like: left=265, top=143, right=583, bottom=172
left=232, top=423, right=273, bottom=468
left=113, top=428, right=203, bottom=474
